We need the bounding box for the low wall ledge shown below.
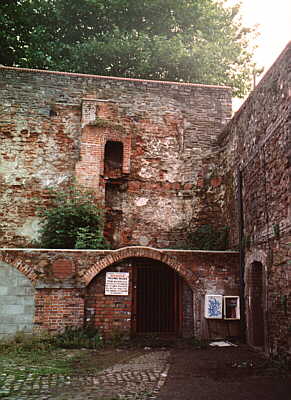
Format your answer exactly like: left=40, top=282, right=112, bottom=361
left=0, top=247, right=239, bottom=254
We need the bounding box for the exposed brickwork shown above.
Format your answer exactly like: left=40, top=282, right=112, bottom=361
left=0, top=43, right=290, bottom=355
left=0, top=248, right=239, bottom=339
left=0, top=67, right=231, bottom=248
left=82, top=247, right=188, bottom=286
left=181, top=280, right=194, bottom=338
left=52, top=258, right=75, bottom=279
left=85, top=262, right=132, bottom=336
left=0, top=252, right=38, bottom=281
left=34, top=288, right=84, bottom=332
left=217, top=42, right=291, bottom=356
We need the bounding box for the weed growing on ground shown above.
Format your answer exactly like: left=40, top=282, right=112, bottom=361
left=0, top=327, right=103, bottom=378
left=190, top=337, right=209, bottom=349
left=0, top=331, right=54, bottom=355
left=0, top=328, right=144, bottom=380
left=53, top=326, right=103, bottom=349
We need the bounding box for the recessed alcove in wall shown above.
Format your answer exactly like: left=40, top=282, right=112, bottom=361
left=248, top=261, right=265, bottom=348
left=104, top=140, right=123, bottom=176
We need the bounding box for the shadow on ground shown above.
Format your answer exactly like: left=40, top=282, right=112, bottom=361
left=157, top=344, right=291, bottom=400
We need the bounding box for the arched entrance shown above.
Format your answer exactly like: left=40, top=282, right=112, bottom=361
left=132, top=258, right=180, bottom=335
left=0, top=262, right=35, bottom=337
left=248, top=261, right=265, bottom=348
left=84, top=250, right=194, bottom=338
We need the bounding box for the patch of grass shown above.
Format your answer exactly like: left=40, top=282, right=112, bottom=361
left=0, top=350, right=73, bottom=377
left=0, top=330, right=145, bottom=379
left=0, top=328, right=101, bottom=378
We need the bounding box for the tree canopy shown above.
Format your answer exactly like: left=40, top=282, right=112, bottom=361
left=0, top=0, right=256, bottom=96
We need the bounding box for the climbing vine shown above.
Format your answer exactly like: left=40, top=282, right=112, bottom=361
left=188, top=224, right=229, bottom=250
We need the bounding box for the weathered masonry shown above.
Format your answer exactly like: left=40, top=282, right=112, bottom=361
left=0, top=42, right=290, bottom=357
left=217, top=42, right=291, bottom=356
left=0, top=248, right=239, bottom=339
left=0, top=68, right=231, bottom=249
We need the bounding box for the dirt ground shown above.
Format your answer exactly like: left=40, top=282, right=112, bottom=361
left=1, top=339, right=290, bottom=399
left=157, top=344, right=291, bottom=400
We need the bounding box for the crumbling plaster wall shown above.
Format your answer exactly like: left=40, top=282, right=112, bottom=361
left=0, top=67, right=231, bottom=248
left=217, top=42, right=291, bottom=355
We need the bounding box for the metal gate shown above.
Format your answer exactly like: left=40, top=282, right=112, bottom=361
left=132, top=259, right=180, bottom=335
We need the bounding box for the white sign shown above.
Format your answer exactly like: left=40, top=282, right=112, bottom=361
left=105, top=272, right=129, bottom=296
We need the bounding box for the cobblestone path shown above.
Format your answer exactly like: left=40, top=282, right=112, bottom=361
left=0, top=350, right=170, bottom=400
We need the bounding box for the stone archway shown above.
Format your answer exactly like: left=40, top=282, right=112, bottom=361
left=0, top=262, right=36, bottom=337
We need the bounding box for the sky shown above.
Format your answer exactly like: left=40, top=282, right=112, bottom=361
left=237, top=0, right=291, bottom=71
left=226, top=0, right=291, bottom=108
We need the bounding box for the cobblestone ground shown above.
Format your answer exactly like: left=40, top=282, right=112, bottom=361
left=0, top=350, right=170, bottom=400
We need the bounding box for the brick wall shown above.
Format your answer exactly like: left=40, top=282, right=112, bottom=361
left=85, top=261, right=132, bottom=336
left=217, top=42, right=291, bottom=355
left=34, top=288, right=84, bottom=332
left=0, top=248, right=240, bottom=339
left=0, top=67, right=231, bottom=249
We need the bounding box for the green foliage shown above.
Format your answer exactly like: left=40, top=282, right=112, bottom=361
left=0, top=0, right=257, bottom=96
left=53, top=326, right=103, bottom=349
left=37, top=185, right=109, bottom=249
left=106, top=329, right=129, bottom=347
left=0, top=331, right=54, bottom=355
left=189, top=224, right=229, bottom=250
left=75, top=227, right=107, bottom=250
left=0, top=327, right=103, bottom=355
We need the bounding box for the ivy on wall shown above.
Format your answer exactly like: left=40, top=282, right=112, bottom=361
left=188, top=224, right=229, bottom=251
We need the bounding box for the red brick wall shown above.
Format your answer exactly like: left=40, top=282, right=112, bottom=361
left=34, top=288, right=84, bottom=332
left=0, top=248, right=240, bottom=339
left=85, top=262, right=132, bottom=336
left=218, top=42, right=291, bottom=356
left=51, top=258, right=75, bottom=279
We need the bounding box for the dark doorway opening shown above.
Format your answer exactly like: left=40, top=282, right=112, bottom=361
left=249, top=261, right=265, bottom=347
left=132, top=258, right=180, bottom=336
left=104, top=140, right=123, bottom=176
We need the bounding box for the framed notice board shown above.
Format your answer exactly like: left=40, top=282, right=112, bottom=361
left=105, top=272, right=129, bottom=296
left=224, top=296, right=240, bottom=320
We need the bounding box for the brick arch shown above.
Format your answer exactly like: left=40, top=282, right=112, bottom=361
left=82, top=246, right=195, bottom=288
left=245, top=249, right=268, bottom=273
left=0, top=254, right=38, bottom=282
